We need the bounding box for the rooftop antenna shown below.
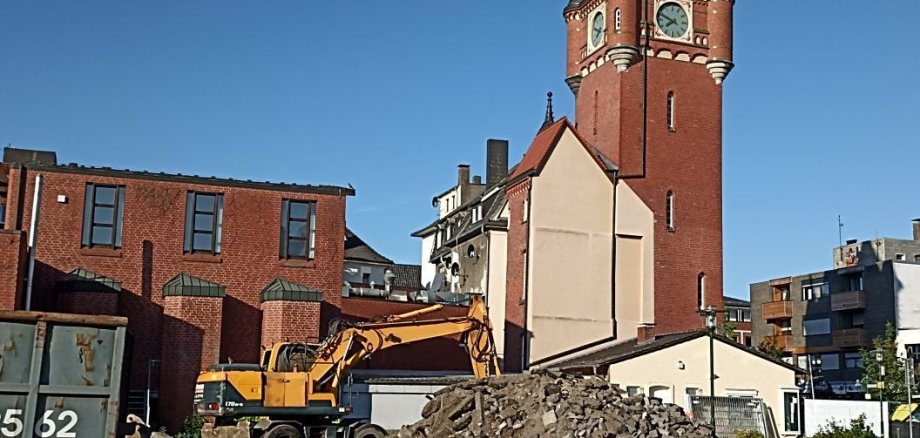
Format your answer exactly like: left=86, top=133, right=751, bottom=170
left=837, top=215, right=844, bottom=248
left=540, top=91, right=555, bottom=131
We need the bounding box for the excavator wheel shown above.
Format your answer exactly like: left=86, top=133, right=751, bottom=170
left=265, top=424, right=303, bottom=438
left=352, top=423, right=387, bottom=438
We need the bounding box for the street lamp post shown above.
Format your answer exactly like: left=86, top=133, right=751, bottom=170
left=807, top=356, right=823, bottom=400
left=703, top=305, right=717, bottom=437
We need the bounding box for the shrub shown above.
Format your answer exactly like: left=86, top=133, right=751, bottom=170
left=175, top=415, right=205, bottom=438
left=734, top=430, right=764, bottom=438
left=811, top=414, right=879, bottom=438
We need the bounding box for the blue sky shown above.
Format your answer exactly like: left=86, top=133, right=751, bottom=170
left=1, top=2, right=917, bottom=299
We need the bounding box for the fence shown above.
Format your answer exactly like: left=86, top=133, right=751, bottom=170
left=689, top=395, right=770, bottom=438
left=890, top=422, right=920, bottom=438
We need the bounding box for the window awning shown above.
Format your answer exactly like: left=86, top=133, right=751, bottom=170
left=57, top=268, right=122, bottom=293
left=163, top=273, right=226, bottom=298
left=260, top=278, right=323, bottom=303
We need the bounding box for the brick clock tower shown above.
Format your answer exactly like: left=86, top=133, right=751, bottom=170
left=563, top=0, right=733, bottom=334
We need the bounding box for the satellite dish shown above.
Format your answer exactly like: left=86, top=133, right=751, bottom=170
left=467, top=244, right=477, bottom=259
left=451, top=263, right=460, bottom=276
left=430, top=272, right=445, bottom=292
left=432, top=197, right=440, bottom=207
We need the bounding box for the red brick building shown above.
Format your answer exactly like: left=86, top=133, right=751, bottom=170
left=0, top=149, right=356, bottom=430
left=562, top=0, right=732, bottom=334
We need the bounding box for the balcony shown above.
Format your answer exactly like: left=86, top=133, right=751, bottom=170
left=831, top=290, right=867, bottom=312
left=833, top=328, right=871, bottom=349
left=764, top=334, right=792, bottom=352
left=762, top=301, right=794, bottom=321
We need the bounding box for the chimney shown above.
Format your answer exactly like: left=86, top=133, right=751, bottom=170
left=913, top=218, right=920, bottom=241
left=472, top=175, right=482, bottom=185
left=457, top=164, right=470, bottom=187
left=486, top=139, right=509, bottom=187
left=636, top=324, right=656, bottom=343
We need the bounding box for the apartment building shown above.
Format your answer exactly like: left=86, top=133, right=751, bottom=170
left=724, top=296, right=752, bottom=346
left=751, top=220, right=920, bottom=397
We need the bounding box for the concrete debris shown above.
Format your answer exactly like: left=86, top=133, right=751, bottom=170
left=392, top=370, right=713, bottom=438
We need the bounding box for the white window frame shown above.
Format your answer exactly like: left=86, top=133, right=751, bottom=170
left=780, top=388, right=801, bottom=434
left=802, top=281, right=828, bottom=301
left=614, top=8, right=622, bottom=31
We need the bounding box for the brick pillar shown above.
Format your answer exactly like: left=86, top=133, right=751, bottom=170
left=260, top=285, right=323, bottom=347
left=159, top=294, right=224, bottom=433
left=0, top=230, right=27, bottom=310
left=57, top=291, right=119, bottom=315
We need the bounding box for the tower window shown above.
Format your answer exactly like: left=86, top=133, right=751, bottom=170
left=697, top=273, right=706, bottom=310
left=667, top=91, right=676, bottom=131
left=665, top=191, right=674, bottom=230
left=615, top=9, right=622, bottom=31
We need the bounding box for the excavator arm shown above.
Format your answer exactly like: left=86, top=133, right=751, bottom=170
left=309, top=295, right=500, bottom=392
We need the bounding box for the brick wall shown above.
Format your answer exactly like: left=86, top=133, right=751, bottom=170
left=57, top=290, right=119, bottom=316
left=6, top=165, right=348, bottom=431
left=261, top=300, right=321, bottom=346
left=340, top=297, right=473, bottom=372
left=503, top=180, right=530, bottom=372
left=0, top=230, right=26, bottom=310
left=574, top=51, right=724, bottom=336
left=160, top=295, right=223, bottom=432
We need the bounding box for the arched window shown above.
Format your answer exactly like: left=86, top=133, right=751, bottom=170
left=615, top=8, right=622, bottom=31
left=667, top=91, right=676, bottom=131
left=593, top=90, right=599, bottom=136
left=697, top=273, right=706, bottom=310
left=666, top=191, right=674, bottom=230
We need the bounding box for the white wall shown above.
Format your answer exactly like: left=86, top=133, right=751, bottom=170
left=487, top=230, right=508, bottom=358
left=804, top=399, right=889, bottom=438
left=605, top=336, right=799, bottom=436
left=420, top=234, right=435, bottom=288
left=893, top=263, right=920, bottom=356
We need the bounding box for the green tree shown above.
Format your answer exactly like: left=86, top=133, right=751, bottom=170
left=757, top=338, right=784, bottom=359
left=811, top=414, right=879, bottom=438
left=721, top=318, right=738, bottom=340
left=860, top=322, right=906, bottom=402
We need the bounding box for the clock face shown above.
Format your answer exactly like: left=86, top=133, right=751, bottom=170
left=656, top=2, right=689, bottom=38
left=591, top=12, right=605, bottom=48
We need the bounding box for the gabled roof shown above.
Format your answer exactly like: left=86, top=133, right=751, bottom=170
left=261, top=278, right=323, bottom=302
left=539, top=330, right=805, bottom=374
left=724, top=296, right=750, bottom=308
left=57, top=268, right=122, bottom=293
left=345, top=228, right=394, bottom=265
left=508, top=117, right=618, bottom=183
left=163, top=273, right=226, bottom=298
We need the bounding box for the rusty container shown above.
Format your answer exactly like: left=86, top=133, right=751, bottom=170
left=0, top=311, right=127, bottom=437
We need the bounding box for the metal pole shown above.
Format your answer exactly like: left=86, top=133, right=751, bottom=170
left=808, top=356, right=816, bottom=400
left=710, top=327, right=716, bottom=437
left=909, top=357, right=914, bottom=438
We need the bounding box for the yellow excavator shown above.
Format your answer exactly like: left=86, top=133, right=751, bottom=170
left=194, top=295, right=500, bottom=438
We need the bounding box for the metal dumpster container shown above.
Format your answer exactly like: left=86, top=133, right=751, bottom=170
left=0, top=311, right=128, bottom=437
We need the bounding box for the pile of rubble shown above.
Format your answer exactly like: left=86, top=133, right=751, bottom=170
left=394, top=370, right=713, bottom=438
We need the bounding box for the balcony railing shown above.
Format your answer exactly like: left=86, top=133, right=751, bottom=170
left=831, top=290, right=867, bottom=312
left=762, top=301, right=794, bottom=321
left=833, top=328, right=870, bottom=348
left=764, top=334, right=792, bottom=351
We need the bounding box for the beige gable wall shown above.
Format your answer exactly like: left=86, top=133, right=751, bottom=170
left=607, top=336, right=799, bottom=436
left=528, top=128, right=615, bottom=361
left=614, top=182, right=655, bottom=338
